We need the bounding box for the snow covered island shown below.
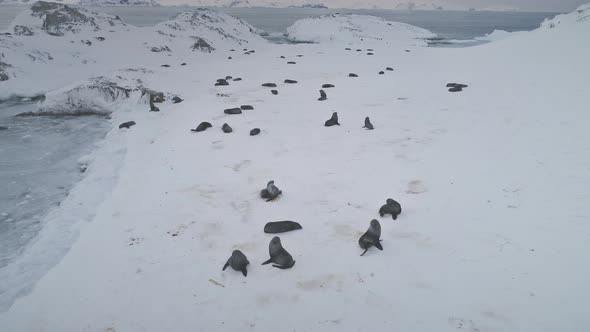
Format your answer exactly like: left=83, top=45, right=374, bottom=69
left=0, top=2, right=589, bottom=331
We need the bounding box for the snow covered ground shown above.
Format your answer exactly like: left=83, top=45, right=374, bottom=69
left=0, top=2, right=589, bottom=331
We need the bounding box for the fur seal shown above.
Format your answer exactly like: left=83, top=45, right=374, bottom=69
left=181, top=62, right=187, bottom=66
left=118, top=121, right=136, bottom=129
left=225, top=76, right=233, bottom=80
left=280, top=56, right=286, bottom=58
left=284, top=79, right=298, bottom=84
left=172, top=96, right=183, bottom=104
left=287, top=61, right=296, bottom=64
left=0, top=126, right=8, bottom=131
left=446, top=83, right=468, bottom=88
left=367, top=48, right=374, bottom=51
left=161, top=64, right=170, bottom=67
left=359, top=219, right=383, bottom=256
left=349, top=73, right=358, bottom=77
left=223, top=250, right=249, bottom=277
left=296, top=54, right=303, bottom=57
left=345, top=48, right=351, bottom=50
left=222, top=123, right=233, bottom=133
left=356, top=49, right=362, bottom=51
left=324, top=112, right=340, bottom=127
left=260, top=180, right=282, bottom=201
left=233, top=78, right=242, bottom=81
left=363, top=117, right=374, bottom=130
left=262, top=236, right=295, bottom=269
left=379, top=71, right=385, bottom=75
left=224, top=108, right=242, bottom=115
left=367, top=53, right=374, bottom=55
left=379, top=198, right=402, bottom=220
left=240, top=105, right=254, bottom=110
left=271, top=90, right=278, bottom=95
left=228, top=56, right=232, bottom=59
left=191, top=122, right=212, bottom=132
left=264, top=221, right=302, bottom=234
left=250, top=128, right=261, bottom=136
left=215, top=79, right=229, bottom=86
left=322, top=84, right=335, bottom=88
left=262, top=83, right=277, bottom=88
left=149, top=94, right=160, bottom=112
left=318, top=89, right=327, bottom=101
left=386, top=67, right=394, bottom=71
left=448, top=86, right=463, bottom=92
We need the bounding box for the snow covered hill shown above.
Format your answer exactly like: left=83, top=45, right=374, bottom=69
left=0, top=1, right=266, bottom=98
left=77, top=0, right=161, bottom=6
left=286, top=14, right=435, bottom=45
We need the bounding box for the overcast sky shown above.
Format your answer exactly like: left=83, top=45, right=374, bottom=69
left=164, top=0, right=588, bottom=12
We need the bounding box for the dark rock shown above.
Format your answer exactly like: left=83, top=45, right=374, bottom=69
left=322, top=84, right=335, bottom=88
left=215, top=79, right=229, bottom=86
left=318, top=89, right=327, bottom=101
left=379, top=71, right=384, bottom=75
left=240, top=105, right=254, bottom=110
left=287, top=61, right=296, bottom=64
left=149, top=93, right=161, bottom=112
left=284, top=79, right=298, bottom=84
left=349, top=73, right=358, bottom=77
left=151, top=46, right=170, bottom=52
left=250, top=128, right=261, bottom=136
left=386, top=67, right=394, bottom=71
left=172, top=96, right=183, bottom=104
left=363, top=116, right=374, bottom=130
left=324, top=112, right=340, bottom=127
left=271, top=90, right=278, bottom=95
left=224, top=108, right=243, bottom=115
left=13, top=25, right=34, bottom=36
left=262, top=83, right=277, bottom=88
left=191, top=122, right=212, bottom=132
left=191, top=38, right=214, bottom=53
left=119, top=121, right=136, bottom=129
left=82, top=40, right=92, bottom=46
left=233, top=78, right=242, bottom=81
left=264, top=221, right=303, bottom=234
left=161, top=64, right=170, bottom=67
left=151, top=93, right=165, bottom=103
left=222, top=123, right=233, bottom=133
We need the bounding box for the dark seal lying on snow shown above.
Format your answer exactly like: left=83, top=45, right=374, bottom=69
left=222, top=123, right=232, bottom=133
left=264, top=221, right=302, bottom=234
left=119, top=121, right=136, bottom=129
left=318, top=89, right=327, bottom=101
left=262, top=83, right=277, bottom=88
left=260, top=180, right=282, bottom=201
left=190, top=122, right=212, bottom=132
left=222, top=250, right=249, bottom=277
left=324, top=112, right=340, bottom=127
left=250, top=128, right=261, bottom=136
left=224, top=108, right=242, bottom=115
left=262, top=236, right=295, bottom=269
left=379, top=198, right=402, bottom=220
left=359, top=219, right=383, bottom=256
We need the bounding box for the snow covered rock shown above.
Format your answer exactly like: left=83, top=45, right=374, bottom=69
left=540, top=3, right=590, bottom=30
left=286, top=14, right=435, bottom=46
left=11, top=1, right=127, bottom=36
left=78, top=0, right=161, bottom=7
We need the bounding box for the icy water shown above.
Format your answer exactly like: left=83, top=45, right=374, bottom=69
left=0, top=102, right=109, bottom=270
left=0, top=6, right=559, bottom=44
